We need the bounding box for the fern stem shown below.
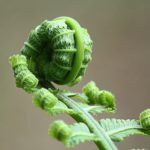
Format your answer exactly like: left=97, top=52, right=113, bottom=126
left=56, top=93, right=118, bottom=150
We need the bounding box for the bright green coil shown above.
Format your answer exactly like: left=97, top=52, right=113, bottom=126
left=20, top=17, right=93, bottom=86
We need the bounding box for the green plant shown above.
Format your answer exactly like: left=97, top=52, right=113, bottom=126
left=9, top=16, right=150, bottom=150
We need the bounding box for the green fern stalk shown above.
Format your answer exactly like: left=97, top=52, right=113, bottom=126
left=56, top=93, right=117, bottom=150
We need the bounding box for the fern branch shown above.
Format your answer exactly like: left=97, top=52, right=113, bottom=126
left=56, top=92, right=118, bottom=150
left=99, top=119, right=150, bottom=142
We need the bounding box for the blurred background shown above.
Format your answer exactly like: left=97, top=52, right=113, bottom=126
left=0, top=0, right=150, bottom=149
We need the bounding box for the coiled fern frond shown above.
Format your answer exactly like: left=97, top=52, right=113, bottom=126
left=21, top=17, right=92, bottom=86
left=9, top=16, right=150, bottom=150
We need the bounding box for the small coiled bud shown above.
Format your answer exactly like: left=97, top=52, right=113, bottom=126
left=9, top=54, right=28, bottom=75
left=83, top=81, right=100, bottom=104
left=15, top=69, right=38, bottom=92
left=9, top=54, right=27, bottom=69
left=98, top=91, right=116, bottom=109
left=83, top=81, right=116, bottom=109
left=139, top=109, right=150, bottom=129
left=49, top=120, right=72, bottom=141
left=32, top=88, right=58, bottom=110
left=9, top=54, right=38, bottom=92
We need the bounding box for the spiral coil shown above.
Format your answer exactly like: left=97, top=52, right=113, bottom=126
left=83, top=81, right=116, bottom=109
left=140, top=109, right=150, bottom=129
left=49, top=120, right=72, bottom=141
left=9, top=55, right=38, bottom=92
left=20, top=17, right=92, bottom=86
left=32, top=88, right=58, bottom=110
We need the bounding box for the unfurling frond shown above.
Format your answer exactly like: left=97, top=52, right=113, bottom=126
left=49, top=121, right=98, bottom=147
left=49, top=120, right=72, bottom=141
left=9, top=16, right=150, bottom=150
left=99, top=119, right=150, bottom=142
left=83, top=81, right=116, bottom=110
left=9, top=54, right=38, bottom=92
left=140, top=109, right=150, bottom=129
left=32, top=88, right=58, bottom=110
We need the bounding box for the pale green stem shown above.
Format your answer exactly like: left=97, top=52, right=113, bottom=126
left=56, top=93, right=118, bottom=150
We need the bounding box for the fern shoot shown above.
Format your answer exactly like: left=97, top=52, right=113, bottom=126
left=9, top=16, right=150, bottom=150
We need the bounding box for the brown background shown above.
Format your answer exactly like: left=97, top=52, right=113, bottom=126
left=0, top=0, right=150, bottom=149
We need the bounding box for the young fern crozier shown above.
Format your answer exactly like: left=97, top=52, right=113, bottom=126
left=9, top=16, right=150, bottom=150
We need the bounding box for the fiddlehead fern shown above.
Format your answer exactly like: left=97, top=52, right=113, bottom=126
left=32, top=88, right=58, bottom=110
left=21, top=17, right=92, bottom=86
left=83, top=81, right=116, bottom=109
left=9, top=16, right=150, bottom=150
left=49, top=120, right=72, bottom=142
left=140, top=109, right=150, bottom=129
left=9, top=55, right=38, bottom=92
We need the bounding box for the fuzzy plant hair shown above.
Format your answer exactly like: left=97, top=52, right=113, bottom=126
left=9, top=16, right=150, bottom=150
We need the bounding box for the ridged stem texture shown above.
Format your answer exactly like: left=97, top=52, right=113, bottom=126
left=56, top=93, right=118, bottom=150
